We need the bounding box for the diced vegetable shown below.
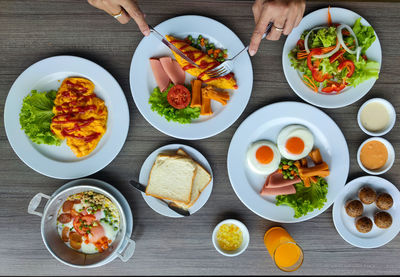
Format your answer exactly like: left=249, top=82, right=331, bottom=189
left=190, top=80, right=202, bottom=108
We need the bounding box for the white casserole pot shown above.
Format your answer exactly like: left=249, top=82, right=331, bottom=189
left=28, top=178, right=135, bottom=268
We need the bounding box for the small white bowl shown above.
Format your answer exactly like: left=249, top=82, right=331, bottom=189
left=357, top=137, right=395, bottom=175
left=357, top=98, right=396, bottom=136
left=212, top=219, right=250, bottom=257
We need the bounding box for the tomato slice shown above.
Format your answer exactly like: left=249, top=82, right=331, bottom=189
left=167, top=85, right=191, bottom=109
left=296, top=39, right=305, bottom=50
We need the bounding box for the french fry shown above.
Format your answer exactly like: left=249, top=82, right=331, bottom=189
left=309, top=148, right=323, bottom=165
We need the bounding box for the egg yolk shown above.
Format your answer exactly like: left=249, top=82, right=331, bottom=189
left=285, top=137, right=304, bottom=154
left=255, top=146, right=274, bottom=164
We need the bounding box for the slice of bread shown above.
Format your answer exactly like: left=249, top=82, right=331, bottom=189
left=146, top=154, right=197, bottom=204
left=173, top=149, right=212, bottom=209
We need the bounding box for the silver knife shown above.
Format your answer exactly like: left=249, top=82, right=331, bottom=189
left=128, top=180, right=191, bottom=217
left=149, top=24, right=200, bottom=68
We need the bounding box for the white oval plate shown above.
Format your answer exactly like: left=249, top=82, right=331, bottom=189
left=4, top=56, right=129, bottom=179
left=130, top=15, right=253, bottom=140
left=139, top=144, right=213, bottom=217
left=282, top=7, right=382, bottom=108
left=333, top=176, right=400, bottom=248
left=227, top=102, right=349, bottom=223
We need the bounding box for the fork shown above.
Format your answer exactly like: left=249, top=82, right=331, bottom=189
left=206, top=22, right=273, bottom=78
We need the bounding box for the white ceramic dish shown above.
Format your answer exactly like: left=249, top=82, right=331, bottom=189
left=138, top=144, right=213, bottom=218
left=357, top=98, right=396, bottom=136
left=357, top=137, right=395, bottom=175
left=130, top=15, right=253, bottom=140
left=282, top=7, right=382, bottom=108
left=4, top=56, right=129, bottom=179
left=333, top=176, right=400, bottom=248
left=227, top=102, right=349, bottom=223
left=212, top=219, right=250, bottom=257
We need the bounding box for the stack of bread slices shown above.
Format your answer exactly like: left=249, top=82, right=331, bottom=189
left=145, top=148, right=212, bottom=209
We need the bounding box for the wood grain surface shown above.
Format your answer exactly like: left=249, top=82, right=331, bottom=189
left=0, top=0, right=399, bottom=275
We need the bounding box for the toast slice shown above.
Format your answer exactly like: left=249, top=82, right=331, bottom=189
left=174, top=149, right=212, bottom=209
left=146, top=154, right=196, bottom=204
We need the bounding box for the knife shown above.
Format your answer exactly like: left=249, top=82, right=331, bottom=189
left=128, top=180, right=191, bottom=217
left=148, top=24, right=200, bottom=68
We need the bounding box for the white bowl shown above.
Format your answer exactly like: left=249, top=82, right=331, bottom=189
left=357, top=137, right=395, bottom=175
left=357, top=98, right=396, bottom=136
left=212, top=219, right=250, bottom=257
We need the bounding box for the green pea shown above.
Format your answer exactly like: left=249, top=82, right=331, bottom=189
left=278, top=164, right=283, bottom=169
left=289, top=166, right=293, bottom=171
left=114, top=227, right=118, bottom=231
left=109, top=222, right=113, bottom=226
left=198, top=35, right=202, bottom=39
left=223, top=49, right=228, bottom=54
left=288, top=161, right=293, bottom=166
left=282, top=160, right=287, bottom=165
left=210, top=54, right=214, bottom=58
left=188, top=35, right=192, bottom=40
left=204, top=39, right=209, bottom=44
left=283, top=175, right=288, bottom=180
left=289, top=175, right=294, bottom=180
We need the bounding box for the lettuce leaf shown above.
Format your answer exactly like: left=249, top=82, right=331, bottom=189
left=275, top=177, right=328, bottom=218
left=347, top=59, right=380, bottom=87
left=352, top=17, right=376, bottom=54
left=19, top=90, right=61, bottom=145
left=149, top=84, right=200, bottom=124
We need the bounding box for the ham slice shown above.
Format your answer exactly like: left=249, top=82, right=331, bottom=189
left=267, top=170, right=301, bottom=188
left=89, top=223, right=106, bottom=243
left=259, top=170, right=300, bottom=196
left=260, top=185, right=296, bottom=196
left=150, top=58, right=170, bottom=92
left=159, top=57, right=185, bottom=85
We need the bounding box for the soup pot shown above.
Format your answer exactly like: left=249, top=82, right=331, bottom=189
left=28, top=178, right=135, bottom=268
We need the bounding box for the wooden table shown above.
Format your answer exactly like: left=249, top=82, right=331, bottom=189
left=1, top=0, right=399, bottom=275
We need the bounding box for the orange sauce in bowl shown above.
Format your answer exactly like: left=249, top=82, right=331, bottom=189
left=360, top=140, right=388, bottom=170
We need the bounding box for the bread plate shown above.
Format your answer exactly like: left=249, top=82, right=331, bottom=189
left=333, top=176, right=400, bottom=248
left=4, top=56, right=129, bottom=179
left=139, top=144, right=213, bottom=217
left=227, top=101, right=349, bottom=223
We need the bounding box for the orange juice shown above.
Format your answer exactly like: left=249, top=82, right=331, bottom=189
left=264, top=227, right=303, bottom=272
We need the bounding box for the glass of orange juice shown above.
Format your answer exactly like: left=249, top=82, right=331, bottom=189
left=264, top=226, right=303, bottom=272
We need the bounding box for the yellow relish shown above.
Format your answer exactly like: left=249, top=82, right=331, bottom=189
left=216, top=223, right=243, bottom=251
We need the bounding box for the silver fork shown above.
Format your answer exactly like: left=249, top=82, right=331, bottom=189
left=206, top=22, right=273, bottom=78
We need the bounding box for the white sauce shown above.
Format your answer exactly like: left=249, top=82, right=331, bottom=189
left=360, top=102, right=390, bottom=132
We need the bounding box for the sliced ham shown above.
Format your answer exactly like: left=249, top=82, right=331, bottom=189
left=267, top=170, right=301, bottom=188
left=260, top=185, right=296, bottom=196
left=89, top=223, right=106, bottom=243
left=150, top=58, right=170, bottom=92
left=159, top=56, right=185, bottom=85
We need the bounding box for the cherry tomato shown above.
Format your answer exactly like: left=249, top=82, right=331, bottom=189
left=167, top=85, right=191, bottom=109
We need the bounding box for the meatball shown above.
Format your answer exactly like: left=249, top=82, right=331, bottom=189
left=358, top=187, right=377, bottom=205
left=376, top=193, right=393, bottom=210
left=355, top=217, right=373, bottom=233
left=345, top=200, right=364, bottom=217
left=374, top=212, right=393, bottom=229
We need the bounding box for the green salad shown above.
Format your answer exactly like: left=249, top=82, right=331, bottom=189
left=149, top=84, right=200, bottom=124
left=289, top=13, right=380, bottom=93
left=276, top=177, right=328, bottom=218
left=19, top=90, right=61, bottom=145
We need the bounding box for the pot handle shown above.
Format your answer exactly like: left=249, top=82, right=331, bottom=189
left=28, top=193, right=51, bottom=217
left=117, top=236, right=136, bottom=262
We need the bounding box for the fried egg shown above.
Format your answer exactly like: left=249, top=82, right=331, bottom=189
left=277, top=125, right=314, bottom=160
left=247, top=140, right=281, bottom=175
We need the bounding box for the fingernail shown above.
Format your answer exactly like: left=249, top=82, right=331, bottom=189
left=249, top=49, right=256, bottom=56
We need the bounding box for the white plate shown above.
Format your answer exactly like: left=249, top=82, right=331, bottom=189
left=129, top=15, right=253, bottom=140
left=139, top=144, right=213, bottom=217
left=282, top=7, right=382, bottom=108
left=4, top=56, right=129, bottom=179
left=227, top=102, right=349, bottom=223
left=333, top=176, right=400, bottom=248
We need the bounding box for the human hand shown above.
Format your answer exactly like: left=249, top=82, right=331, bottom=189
left=249, top=0, right=305, bottom=56
left=87, top=0, right=150, bottom=36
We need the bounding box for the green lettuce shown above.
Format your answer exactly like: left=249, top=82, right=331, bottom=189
left=352, top=17, right=376, bottom=54
left=276, top=177, right=328, bottom=218
left=347, top=59, right=380, bottom=87
left=19, top=90, right=61, bottom=145
left=149, top=84, right=200, bottom=124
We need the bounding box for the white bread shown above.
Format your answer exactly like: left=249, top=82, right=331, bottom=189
left=146, top=154, right=196, bottom=204
left=173, top=149, right=212, bottom=209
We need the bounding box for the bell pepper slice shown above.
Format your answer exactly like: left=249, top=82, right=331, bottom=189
left=338, top=60, right=355, bottom=78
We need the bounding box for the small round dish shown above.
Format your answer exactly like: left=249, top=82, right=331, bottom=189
left=212, top=219, right=250, bottom=257
left=357, top=98, right=396, bottom=136
left=332, top=176, right=400, bottom=248
left=357, top=137, right=395, bottom=175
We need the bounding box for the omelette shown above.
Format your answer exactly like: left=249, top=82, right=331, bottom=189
left=165, top=35, right=238, bottom=90
left=50, top=78, right=107, bottom=157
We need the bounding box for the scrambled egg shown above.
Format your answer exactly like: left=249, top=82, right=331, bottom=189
left=166, top=35, right=238, bottom=90
left=50, top=78, right=107, bottom=157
